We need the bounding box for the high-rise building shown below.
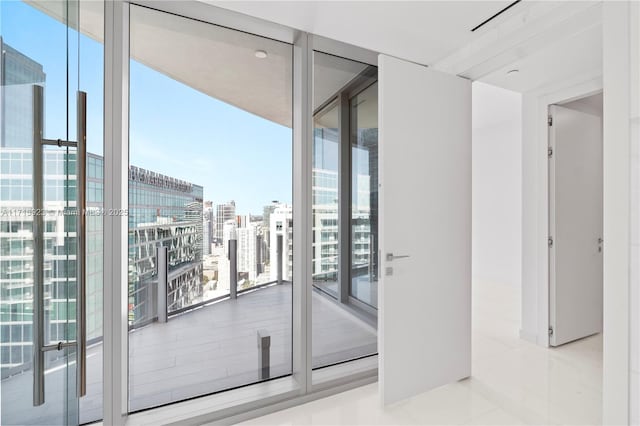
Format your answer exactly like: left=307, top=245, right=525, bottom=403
left=0, top=148, right=205, bottom=370
left=203, top=201, right=214, bottom=255
left=236, top=224, right=257, bottom=282
left=269, top=204, right=293, bottom=282
left=215, top=201, right=235, bottom=244
left=311, top=169, right=339, bottom=282
left=222, top=219, right=237, bottom=253
left=128, top=165, right=204, bottom=325
left=262, top=201, right=279, bottom=264
left=0, top=149, right=91, bottom=373
left=0, top=39, right=46, bottom=148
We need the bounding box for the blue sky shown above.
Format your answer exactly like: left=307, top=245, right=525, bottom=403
left=1, top=1, right=292, bottom=215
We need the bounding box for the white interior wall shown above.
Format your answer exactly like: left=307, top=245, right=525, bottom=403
left=472, top=82, right=522, bottom=288
left=603, top=2, right=633, bottom=423
left=628, top=2, right=640, bottom=424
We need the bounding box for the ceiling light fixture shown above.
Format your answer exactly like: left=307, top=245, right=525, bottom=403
left=255, top=50, right=268, bottom=59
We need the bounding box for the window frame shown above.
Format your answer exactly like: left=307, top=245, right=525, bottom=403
left=103, top=2, right=378, bottom=424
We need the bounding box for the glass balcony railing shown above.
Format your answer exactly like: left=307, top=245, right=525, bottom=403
left=126, top=233, right=291, bottom=330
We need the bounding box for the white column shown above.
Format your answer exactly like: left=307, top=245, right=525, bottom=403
left=603, top=2, right=631, bottom=424
left=292, top=31, right=312, bottom=393
left=103, top=1, right=129, bottom=424
left=628, top=2, right=640, bottom=424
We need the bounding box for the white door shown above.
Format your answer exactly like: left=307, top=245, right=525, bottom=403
left=378, top=55, right=471, bottom=405
left=549, top=104, right=603, bottom=346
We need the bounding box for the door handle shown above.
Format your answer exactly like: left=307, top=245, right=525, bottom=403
left=32, top=85, right=45, bottom=407
left=77, top=91, right=87, bottom=398
left=386, top=253, right=410, bottom=261
left=31, top=87, right=87, bottom=406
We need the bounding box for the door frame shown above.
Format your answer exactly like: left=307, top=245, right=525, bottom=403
left=521, top=73, right=602, bottom=349
left=547, top=100, right=603, bottom=347
left=521, top=5, right=634, bottom=418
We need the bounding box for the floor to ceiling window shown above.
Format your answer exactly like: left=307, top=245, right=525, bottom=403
left=311, top=51, right=378, bottom=369
left=1, top=1, right=381, bottom=422
left=127, top=5, right=293, bottom=412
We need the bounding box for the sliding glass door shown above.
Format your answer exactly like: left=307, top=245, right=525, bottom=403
left=1, top=1, right=105, bottom=424
left=0, top=1, right=102, bottom=424
left=127, top=4, right=293, bottom=412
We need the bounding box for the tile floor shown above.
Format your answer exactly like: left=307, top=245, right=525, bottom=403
left=238, top=280, right=603, bottom=425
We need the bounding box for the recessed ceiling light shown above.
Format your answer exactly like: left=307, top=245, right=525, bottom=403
left=506, top=69, right=519, bottom=76
left=255, top=50, right=268, bottom=59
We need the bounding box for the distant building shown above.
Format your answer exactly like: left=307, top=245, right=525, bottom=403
left=203, top=202, right=214, bottom=255
left=236, top=224, right=257, bottom=281
left=269, top=204, right=293, bottom=282
left=236, top=214, right=251, bottom=228
left=0, top=150, right=204, bottom=370
left=222, top=219, right=237, bottom=253
left=127, top=165, right=204, bottom=325
left=215, top=201, right=236, bottom=244
left=311, top=169, right=339, bottom=282
left=262, top=201, right=280, bottom=264
left=0, top=38, right=46, bottom=148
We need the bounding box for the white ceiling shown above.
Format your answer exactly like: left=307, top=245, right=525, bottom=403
left=129, top=4, right=293, bottom=127
left=209, top=1, right=515, bottom=65
left=467, top=2, right=603, bottom=94
left=27, top=0, right=295, bottom=127
left=27, top=0, right=604, bottom=123
left=479, top=23, right=602, bottom=93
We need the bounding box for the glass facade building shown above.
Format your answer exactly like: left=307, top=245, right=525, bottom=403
left=128, top=165, right=204, bottom=326
left=0, top=39, right=46, bottom=149
left=0, top=149, right=205, bottom=370
left=0, top=149, right=81, bottom=373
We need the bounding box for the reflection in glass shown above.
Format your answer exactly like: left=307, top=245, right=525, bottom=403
left=350, top=82, right=378, bottom=308
left=311, top=51, right=377, bottom=370
left=312, top=101, right=339, bottom=298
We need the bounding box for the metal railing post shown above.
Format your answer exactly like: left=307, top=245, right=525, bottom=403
left=277, top=234, right=283, bottom=284
left=229, top=239, right=237, bottom=299
left=157, top=246, right=168, bottom=323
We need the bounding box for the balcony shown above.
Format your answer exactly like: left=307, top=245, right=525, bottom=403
left=0, top=282, right=377, bottom=424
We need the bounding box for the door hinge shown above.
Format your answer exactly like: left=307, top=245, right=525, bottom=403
left=548, top=147, right=553, bottom=158
left=548, top=115, right=553, bottom=126
left=548, top=237, right=554, bottom=248
left=549, top=326, right=554, bottom=337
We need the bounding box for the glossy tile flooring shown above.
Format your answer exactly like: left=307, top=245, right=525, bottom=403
left=239, top=280, right=603, bottom=425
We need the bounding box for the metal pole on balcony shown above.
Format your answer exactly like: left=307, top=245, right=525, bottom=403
left=277, top=234, right=283, bottom=284
left=157, top=246, right=168, bottom=323
left=257, top=330, right=271, bottom=380
left=229, top=239, right=237, bottom=299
